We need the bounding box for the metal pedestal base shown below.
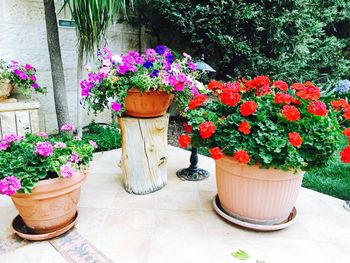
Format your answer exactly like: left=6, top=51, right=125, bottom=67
left=176, top=168, right=209, bottom=181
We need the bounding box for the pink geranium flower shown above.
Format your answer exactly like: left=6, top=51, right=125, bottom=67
left=0, top=176, right=21, bottom=196
left=34, top=142, right=53, bottom=157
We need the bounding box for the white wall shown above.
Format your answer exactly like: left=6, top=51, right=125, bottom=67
left=0, top=0, right=149, bottom=133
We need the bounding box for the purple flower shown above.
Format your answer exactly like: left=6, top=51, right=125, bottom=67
left=89, top=140, right=98, bottom=149
left=0, top=142, right=9, bottom=151
left=32, top=83, right=39, bottom=89
left=0, top=176, right=21, bottom=196
left=112, top=102, right=122, bottom=112
left=30, top=75, right=37, bottom=82
left=60, top=163, right=76, bottom=178
left=188, top=61, right=196, bottom=71
left=34, top=142, right=53, bottom=157
left=70, top=152, right=80, bottom=163
left=38, top=132, right=48, bottom=139
left=61, top=123, right=75, bottom=132
left=143, top=61, right=153, bottom=69
left=14, top=69, right=28, bottom=81
left=150, top=70, right=159, bottom=78
left=155, top=45, right=167, bottom=55
left=24, top=64, right=34, bottom=71
left=80, top=80, right=94, bottom=97
left=10, top=60, right=19, bottom=70
left=2, top=134, right=22, bottom=144
left=54, top=142, right=67, bottom=148
left=165, top=53, right=174, bottom=64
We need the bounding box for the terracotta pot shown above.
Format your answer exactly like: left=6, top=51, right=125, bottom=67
left=0, top=79, right=14, bottom=101
left=215, top=155, right=304, bottom=225
left=124, top=88, right=174, bottom=117
left=11, top=172, right=87, bottom=233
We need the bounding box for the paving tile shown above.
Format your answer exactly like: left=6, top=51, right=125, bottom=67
left=112, top=191, right=157, bottom=210
left=156, top=191, right=201, bottom=210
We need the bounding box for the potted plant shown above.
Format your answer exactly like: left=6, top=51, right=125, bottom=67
left=178, top=76, right=349, bottom=225
left=0, top=125, right=96, bottom=233
left=80, top=46, right=204, bottom=117
left=0, top=59, right=46, bottom=101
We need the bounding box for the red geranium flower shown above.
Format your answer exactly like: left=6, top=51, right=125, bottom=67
left=199, top=121, right=216, bottom=139
left=220, top=88, right=241, bottom=106
left=330, top=99, right=349, bottom=111
left=178, top=134, right=191, bottom=148
left=342, top=128, right=350, bottom=140
left=340, top=146, right=350, bottom=163
left=288, top=132, right=303, bottom=147
left=233, top=150, right=250, bottom=164
left=209, top=147, right=224, bottom=160
left=256, top=85, right=272, bottom=96
left=183, top=122, right=192, bottom=133
left=272, top=80, right=288, bottom=92
left=224, top=82, right=241, bottom=92
left=240, top=101, right=258, bottom=116
left=238, top=121, right=251, bottom=134
left=274, top=93, right=294, bottom=104
left=282, top=105, right=301, bottom=121
left=208, top=80, right=224, bottom=90
left=245, top=75, right=270, bottom=90
left=307, top=101, right=328, bottom=116
left=291, top=83, right=305, bottom=91
left=188, top=94, right=207, bottom=110
left=344, top=108, right=350, bottom=120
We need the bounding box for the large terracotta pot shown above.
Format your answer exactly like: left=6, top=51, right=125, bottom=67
left=0, top=79, right=14, bottom=101
left=11, top=172, right=87, bottom=233
left=124, top=88, right=174, bottom=117
left=215, top=155, right=304, bottom=225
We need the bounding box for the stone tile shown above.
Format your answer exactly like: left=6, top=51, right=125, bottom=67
left=199, top=191, right=216, bottom=211
left=154, top=210, right=203, bottom=236
left=79, top=190, right=117, bottom=209
left=0, top=241, right=65, bottom=263
left=75, top=207, right=110, bottom=238
left=101, top=209, right=155, bottom=236
left=156, top=191, right=200, bottom=210
left=0, top=195, right=13, bottom=207
left=0, top=207, right=17, bottom=238
left=112, top=191, right=157, bottom=210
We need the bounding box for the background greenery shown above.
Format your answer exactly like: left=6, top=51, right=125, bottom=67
left=136, top=0, right=350, bottom=89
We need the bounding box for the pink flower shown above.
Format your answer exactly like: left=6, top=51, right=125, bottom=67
left=34, top=142, right=53, bottom=157
left=0, top=176, right=21, bottom=196
left=60, top=163, right=76, bottom=178
left=2, top=134, right=21, bottom=144
left=70, top=152, right=80, bottom=163
left=30, top=75, right=37, bottom=82
left=0, top=142, right=9, bottom=151
left=54, top=142, right=67, bottom=148
left=103, top=59, right=111, bottom=67
left=38, top=132, right=48, bottom=139
left=89, top=140, right=98, bottom=149
left=24, top=64, right=34, bottom=71
left=112, top=102, right=122, bottom=112
left=61, top=123, right=75, bottom=132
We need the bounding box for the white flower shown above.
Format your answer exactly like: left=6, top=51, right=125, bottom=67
left=84, top=64, right=92, bottom=72
left=196, top=82, right=205, bottom=91
left=112, top=55, right=122, bottom=64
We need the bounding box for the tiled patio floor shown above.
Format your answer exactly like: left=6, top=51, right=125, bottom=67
left=1, top=146, right=349, bottom=263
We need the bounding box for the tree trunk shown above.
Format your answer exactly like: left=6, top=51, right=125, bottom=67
left=118, top=114, right=169, bottom=194
left=43, top=0, right=70, bottom=129
left=76, top=41, right=84, bottom=137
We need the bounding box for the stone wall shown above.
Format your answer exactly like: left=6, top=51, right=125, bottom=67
left=0, top=0, right=150, bottom=133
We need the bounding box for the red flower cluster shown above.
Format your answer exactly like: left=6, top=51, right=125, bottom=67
left=238, top=121, right=251, bottom=134
left=274, top=93, right=294, bottom=104
left=291, top=82, right=320, bottom=101
left=282, top=105, right=300, bottom=121
left=199, top=121, right=216, bottom=139
left=209, top=147, right=224, bottom=160
left=224, top=82, right=241, bottom=92
left=208, top=80, right=224, bottom=90
left=307, top=101, right=328, bottom=116
left=178, top=134, right=191, bottom=148
left=344, top=109, right=350, bottom=120
left=330, top=99, right=349, bottom=111
left=220, top=88, right=241, bottom=106
left=340, top=146, right=350, bottom=163
left=272, top=80, right=288, bottom=92
left=240, top=101, right=258, bottom=116
left=188, top=94, right=207, bottom=110
left=342, top=128, right=350, bottom=139
left=244, top=75, right=271, bottom=96
left=183, top=122, right=192, bottom=133
left=288, top=132, right=303, bottom=147
left=233, top=150, right=250, bottom=164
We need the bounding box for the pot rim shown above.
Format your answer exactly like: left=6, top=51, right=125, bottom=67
left=127, top=87, right=172, bottom=95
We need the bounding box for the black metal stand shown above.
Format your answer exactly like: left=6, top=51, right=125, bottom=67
left=176, top=147, right=210, bottom=181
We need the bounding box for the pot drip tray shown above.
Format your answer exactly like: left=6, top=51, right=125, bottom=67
left=11, top=211, right=78, bottom=241
left=213, top=194, right=297, bottom=231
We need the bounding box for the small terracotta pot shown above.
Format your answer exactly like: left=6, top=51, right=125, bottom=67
left=124, top=88, right=174, bottom=118
left=0, top=79, right=14, bottom=101
left=215, top=155, right=304, bottom=225
left=11, top=172, right=87, bottom=233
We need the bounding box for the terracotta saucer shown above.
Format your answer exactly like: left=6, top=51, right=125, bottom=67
left=11, top=212, right=78, bottom=241
left=213, top=195, right=297, bottom=231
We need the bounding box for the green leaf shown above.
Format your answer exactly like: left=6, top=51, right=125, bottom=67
left=231, top=249, right=250, bottom=260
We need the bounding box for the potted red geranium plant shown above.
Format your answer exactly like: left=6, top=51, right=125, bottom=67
left=178, top=76, right=348, bottom=227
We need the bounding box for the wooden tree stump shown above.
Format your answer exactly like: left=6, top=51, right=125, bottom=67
left=118, top=114, right=169, bottom=194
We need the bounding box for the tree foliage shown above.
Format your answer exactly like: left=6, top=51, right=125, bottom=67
left=139, top=0, right=350, bottom=89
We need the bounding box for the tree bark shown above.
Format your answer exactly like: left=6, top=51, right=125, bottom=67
left=43, top=0, right=70, bottom=130
left=118, top=115, right=169, bottom=194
